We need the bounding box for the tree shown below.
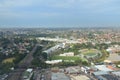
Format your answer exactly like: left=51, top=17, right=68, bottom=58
left=42, top=52, right=48, bottom=60
left=31, top=58, right=47, bottom=68
left=0, top=62, right=14, bottom=74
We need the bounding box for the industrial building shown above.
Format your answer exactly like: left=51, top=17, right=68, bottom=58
left=51, top=72, right=70, bottom=80
left=43, top=43, right=65, bottom=58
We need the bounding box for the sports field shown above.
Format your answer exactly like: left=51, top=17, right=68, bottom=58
left=80, top=49, right=101, bottom=58
left=83, top=49, right=98, bottom=56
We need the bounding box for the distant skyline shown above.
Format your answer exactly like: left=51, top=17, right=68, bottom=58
left=0, top=0, right=120, bottom=28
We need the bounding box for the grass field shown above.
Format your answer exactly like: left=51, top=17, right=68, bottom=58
left=51, top=56, right=81, bottom=61
left=51, top=55, right=89, bottom=63
left=80, top=49, right=99, bottom=57
left=2, top=57, right=15, bottom=63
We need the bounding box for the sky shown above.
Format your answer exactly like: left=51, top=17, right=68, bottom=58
left=0, top=0, right=120, bottom=28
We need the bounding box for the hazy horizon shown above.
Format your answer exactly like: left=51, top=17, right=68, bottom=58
left=1, top=0, right=120, bottom=28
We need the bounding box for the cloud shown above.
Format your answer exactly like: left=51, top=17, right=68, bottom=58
left=0, top=0, right=33, bottom=8
left=0, top=0, right=120, bottom=27
left=0, top=0, right=117, bottom=10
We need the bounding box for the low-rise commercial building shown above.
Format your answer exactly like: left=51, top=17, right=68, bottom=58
left=59, top=52, right=74, bottom=56
left=23, top=68, right=33, bottom=80
left=52, top=72, right=70, bottom=80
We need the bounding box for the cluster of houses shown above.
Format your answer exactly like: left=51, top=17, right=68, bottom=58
left=0, top=40, right=32, bottom=56
left=41, top=62, right=120, bottom=80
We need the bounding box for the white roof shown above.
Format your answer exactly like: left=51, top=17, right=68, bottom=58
left=45, top=60, right=62, bottom=64
left=26, top=68, right=33, bottom=72
left=93, top=71, right=108, bottom=76
left=104, top=60, right=112, bottom=63
left=95, top=65, right=113, bottom=72
left=112, top=71, right=120, bottom=76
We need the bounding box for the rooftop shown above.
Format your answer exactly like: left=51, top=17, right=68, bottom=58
left=26, top=68, right=33, bottom=73
left=52, top=72, right=70, bottom=80
left=112, top=71, right=120, bottom=76
left=70, top=75, right=90, bottom=80
left=93, top=71, right=109, bottom=76
left=95, top=65, right=113, bottom=72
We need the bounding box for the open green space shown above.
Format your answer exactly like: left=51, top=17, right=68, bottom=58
left=50, top=56, right=89, bottom=66
left=51, top=56, right=81, bottom=61
left=2, top=57, right=15, bottom=63
left=80, top=49, right=101, bottom=58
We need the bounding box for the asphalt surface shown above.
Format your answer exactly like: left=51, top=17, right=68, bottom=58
left=6, top=44, right=39, bottom=80
left=5, top=69, right=25, bottom=80
left=18, top=44, right=38, bottom=68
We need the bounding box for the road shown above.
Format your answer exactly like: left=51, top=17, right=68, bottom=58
left=18, top=44, right=39, bottom=68
left=33, top=69, right=51, bottom=80
left=5, top=69, right=25, bottom=80
left=6, top=44, right=40, bottom=80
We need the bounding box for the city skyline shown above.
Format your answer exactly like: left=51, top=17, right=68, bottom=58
left=0, top=0, right=120, bottom=28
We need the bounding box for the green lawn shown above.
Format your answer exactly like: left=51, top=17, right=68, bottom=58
left=51, top=56, right=81, bottom=61
left=81, top=49, right=99, bottom=57
left=2, top=57, right=15, bottom=63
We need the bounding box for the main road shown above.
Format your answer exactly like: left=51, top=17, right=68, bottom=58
left=6, top=44, right=41, bottom=80
left=18, top=44, right=43, bottom=68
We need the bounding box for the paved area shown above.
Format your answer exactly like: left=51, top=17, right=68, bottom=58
left=106, top=54, right=120, bottom=62
left=5, top=69, right=25, bottom=80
